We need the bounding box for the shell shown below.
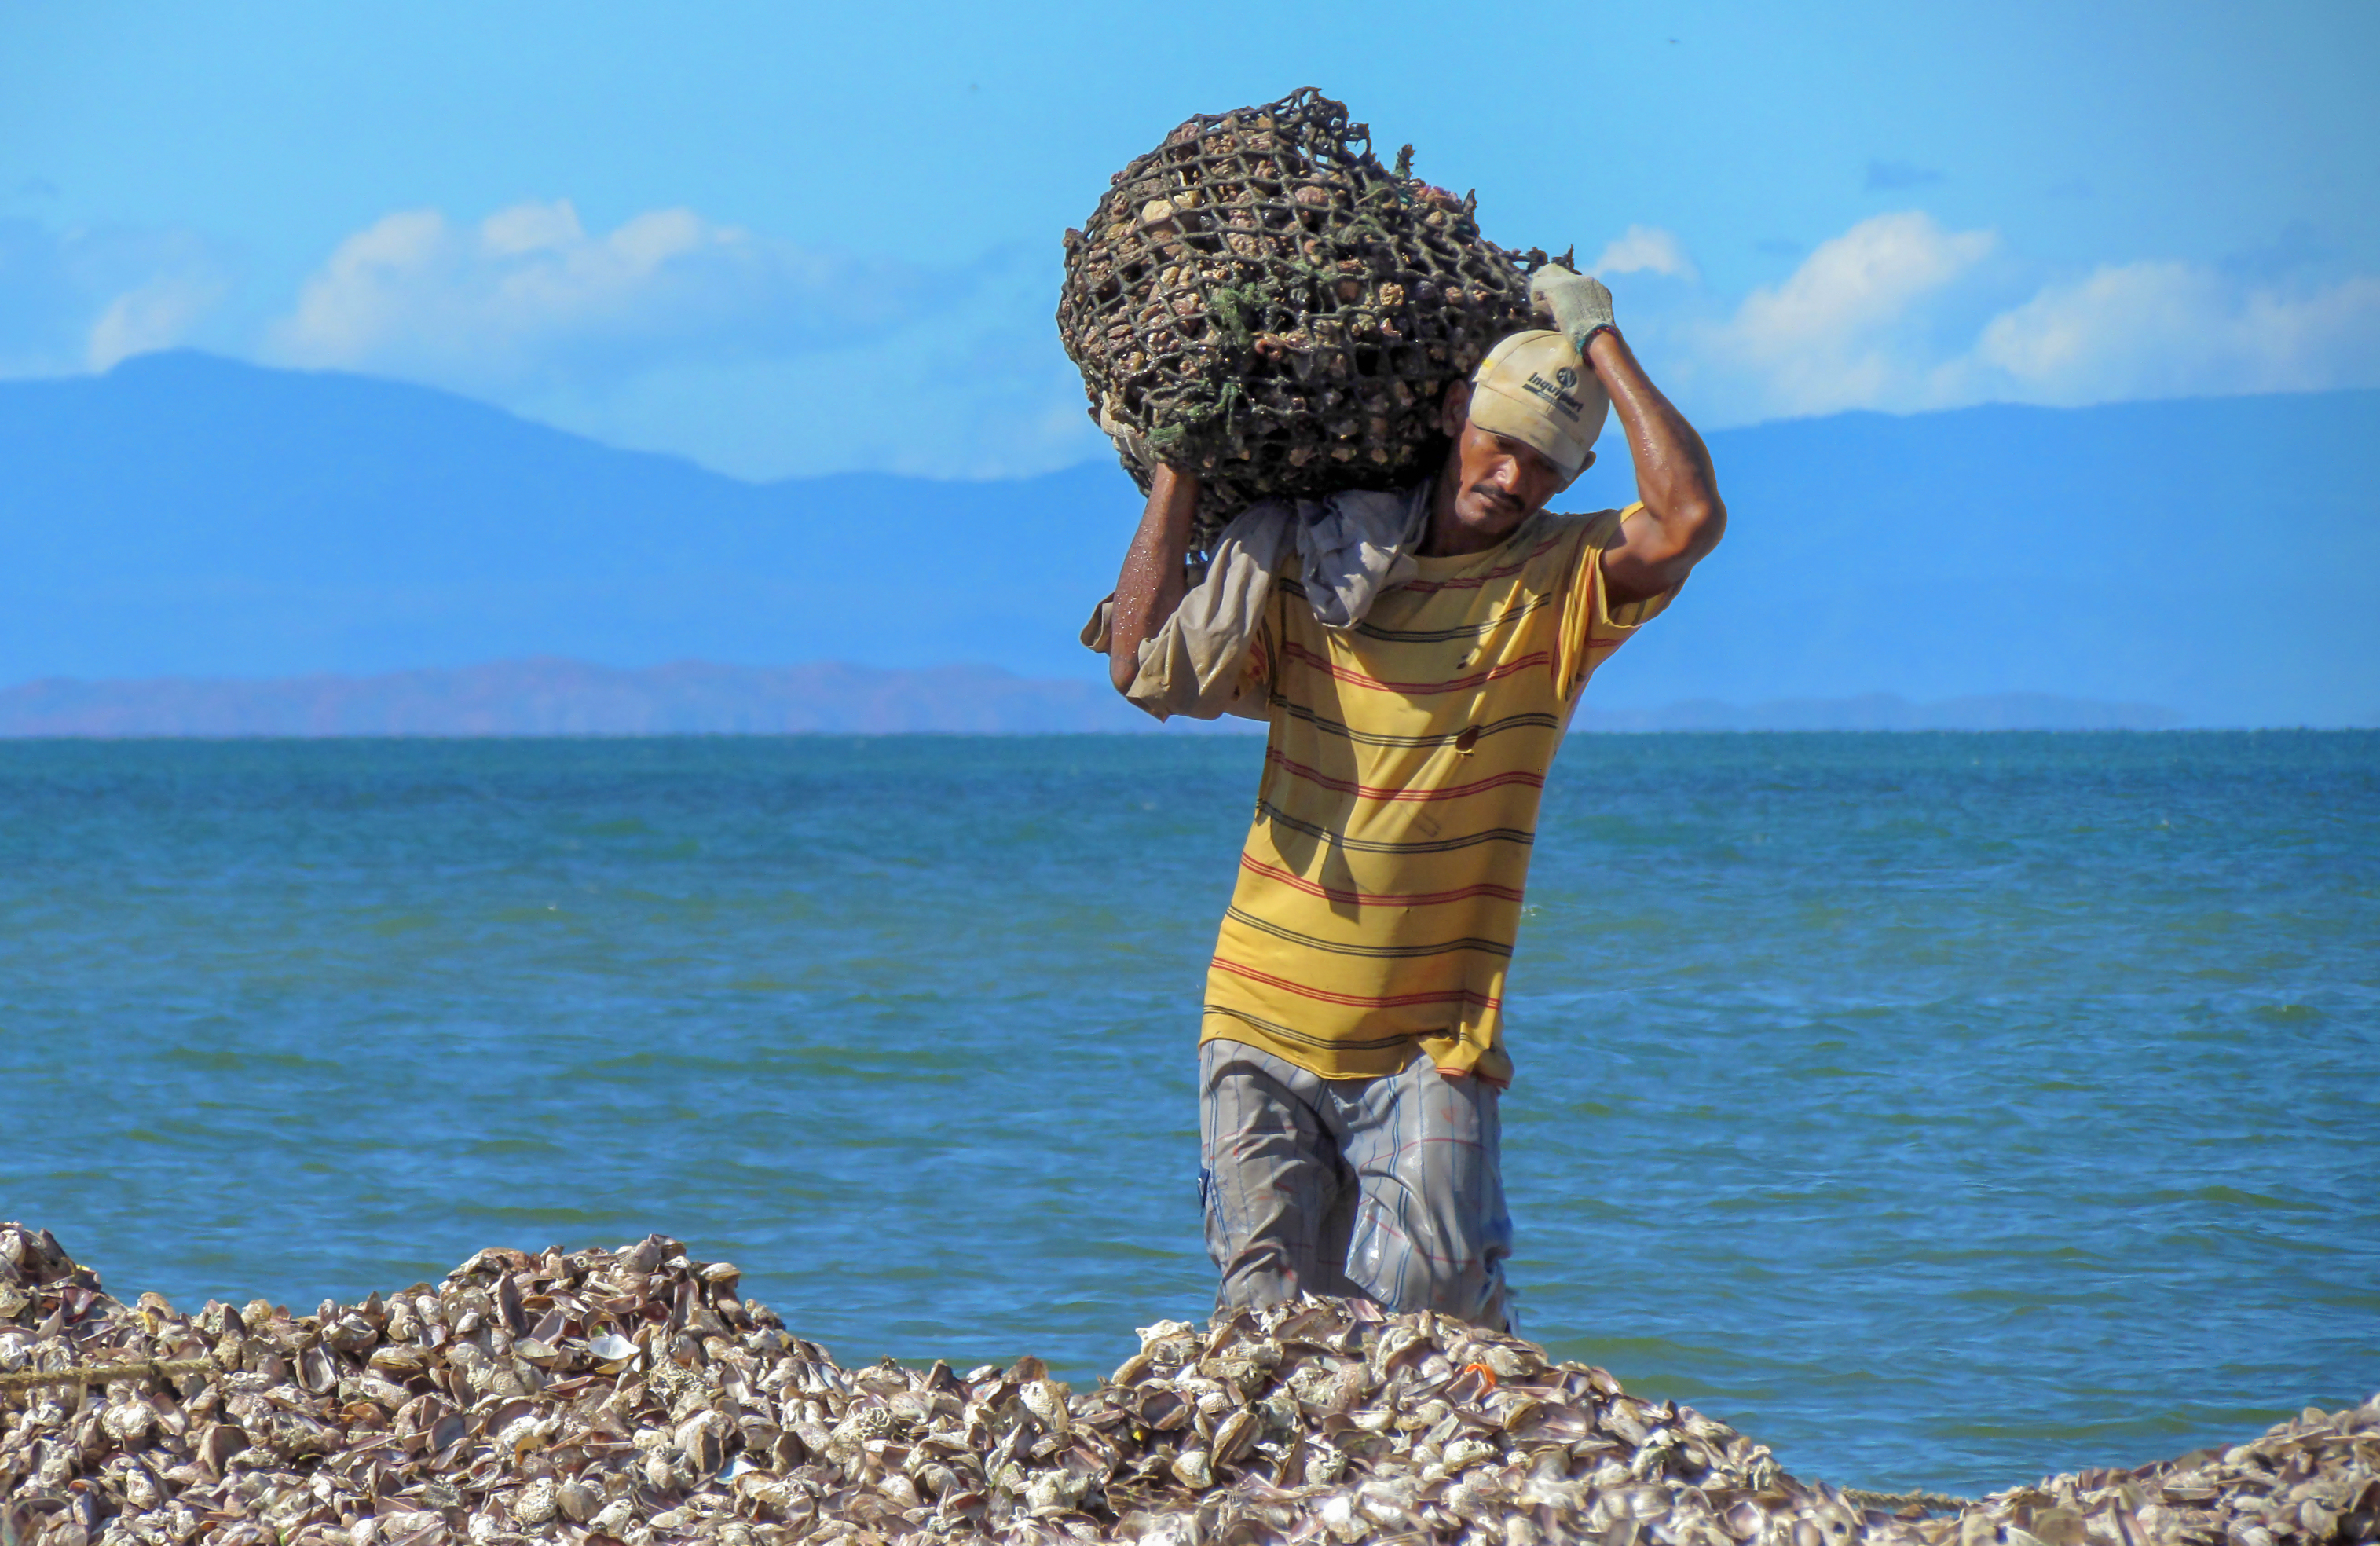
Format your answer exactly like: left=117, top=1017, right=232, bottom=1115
left=1055, top=88, right=1550, bottom=548
left=2, top=1217, right=2370, bottom=1546
left=511, top=1475, right=558, bottom=1526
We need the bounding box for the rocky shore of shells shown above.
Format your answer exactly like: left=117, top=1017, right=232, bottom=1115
left=3, top=1224, right=2373, bottom=1546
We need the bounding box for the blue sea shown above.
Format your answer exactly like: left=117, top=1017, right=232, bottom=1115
left=2, top=732, right=2374, bottom=1497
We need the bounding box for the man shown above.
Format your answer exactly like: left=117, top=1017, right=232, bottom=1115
left=1097, top=270, right=1725, bottom=1329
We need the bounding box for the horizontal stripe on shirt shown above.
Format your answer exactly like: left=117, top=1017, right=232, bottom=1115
left=1267, top=749, right=1547, bottom=804
left=1208, top=954, right=1503, bottom=1012
left=1237, top=855, right=1527, bottom=907
left=1223, top=905, right=1516, bottom=960
left=1203, top=506, right=1671, bottom=1086
left=1202, top=1004, right=1424, bottom=1054
left=1397, top=535, right=1565, bottom=594
left=1280, top=641, right=1552, bottom=697
left=1266, top=697, right=1562, bottom=749
left=1354, top=592, right=1553, bottom=643
left=1257, top=800, right=1537, bottom=854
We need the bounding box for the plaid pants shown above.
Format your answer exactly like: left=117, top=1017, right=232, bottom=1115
left=1197, top=1038, right=1514, bottom=1330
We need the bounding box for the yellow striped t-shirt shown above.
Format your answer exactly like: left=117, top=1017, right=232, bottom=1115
left=1202, top=502, right=1674, bottom=1084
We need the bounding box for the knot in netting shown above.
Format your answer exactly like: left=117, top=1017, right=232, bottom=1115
left=1056, top=88, right=1558, bottom=548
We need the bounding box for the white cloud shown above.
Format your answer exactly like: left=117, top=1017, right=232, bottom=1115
left=1972, top=262, right=2380, bottom=402
left=499, top=243, right=1103, bottom=483
left=1733, top=213, right=1995, bottom=343
left=0, top=218, right=231, bottom=376
left=16, top=193, right=2372, bottom=480
left=1591, top=225, right=1697, bottom=281
left=1655, top=211, right=2380, bottom=424
left=1695, top=211, right=1997, bottom=418
left=264, top=200, right=944, bottom=390
left=87, top=269, right=231, bottom=371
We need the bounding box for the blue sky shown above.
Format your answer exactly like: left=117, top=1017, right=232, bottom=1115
left=4, top=0, right=2375, bottom=480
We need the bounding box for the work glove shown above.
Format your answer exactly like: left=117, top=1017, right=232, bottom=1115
left=1097, top=389, right=1155, bottom=471
left=1529, top=265, right=1617, bottom=356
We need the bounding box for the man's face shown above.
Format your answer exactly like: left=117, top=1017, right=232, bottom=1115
left=1437, top=381, right=1587, bottom=540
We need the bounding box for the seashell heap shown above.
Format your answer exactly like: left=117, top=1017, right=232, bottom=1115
left=1056, top=88, right=1549, bottom=550
left=4, top=1222, right=2375, bottom=1546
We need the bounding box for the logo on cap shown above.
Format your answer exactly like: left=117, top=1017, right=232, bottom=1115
left=1521, top=372, right=1584, bottom=423
left=1555, top=367, right=1578, bottom=389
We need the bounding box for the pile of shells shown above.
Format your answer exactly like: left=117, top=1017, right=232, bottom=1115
left=5, top=1222, right=2375, bottom=1546
left=1056, top=87, right=1547, bottom=548
left=1951, top=1406, right=2380, bottom=1546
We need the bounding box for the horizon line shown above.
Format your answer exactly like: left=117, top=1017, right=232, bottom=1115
left=4, top=657, right=2368, bottom=733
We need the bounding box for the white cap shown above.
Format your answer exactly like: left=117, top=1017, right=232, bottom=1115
left=1466, top=329, right=1609, bottom=478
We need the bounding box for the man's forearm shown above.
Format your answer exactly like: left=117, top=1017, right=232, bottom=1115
left=1108, top=466, right=1201, bottom=694
left=1588, top=330, right=1725, bottom=602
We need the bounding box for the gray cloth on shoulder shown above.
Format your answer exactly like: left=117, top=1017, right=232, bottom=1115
left=1082, top=483, right=1431, bottom=722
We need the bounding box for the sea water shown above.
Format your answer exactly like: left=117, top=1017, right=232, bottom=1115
left=1, top=732, right=2372, bottom=1496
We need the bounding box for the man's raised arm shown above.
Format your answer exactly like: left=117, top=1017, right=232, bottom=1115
left=1106, top=464, right=1202, bottom=694
left=1532, top=268, right=1726, bottom=606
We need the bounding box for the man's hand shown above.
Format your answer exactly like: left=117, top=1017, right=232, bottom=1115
left=1529, top=265, right=1617, bottom=356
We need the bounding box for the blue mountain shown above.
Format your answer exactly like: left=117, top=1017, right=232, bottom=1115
left=3, top=351, right=2373, bottom=725
left=1, top=351, right=1129, bottom=684
left=1565, top=387, right=2379, bottom=728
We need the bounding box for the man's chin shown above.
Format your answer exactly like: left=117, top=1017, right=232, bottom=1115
left=1457, top=497, right=1529, bottom=533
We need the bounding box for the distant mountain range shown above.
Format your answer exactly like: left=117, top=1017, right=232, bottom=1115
left=0, top=658, right=1149, bottom=736
left=2, top=352, right=2374, bottom=725
left=0, top=658, right=2188, bottom=736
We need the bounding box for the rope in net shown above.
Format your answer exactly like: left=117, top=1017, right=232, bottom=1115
left=1056, top=88, right=1559, bottom=550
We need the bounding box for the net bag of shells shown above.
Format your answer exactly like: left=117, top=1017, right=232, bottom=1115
left=1057, top=88, right=1556, bottom=547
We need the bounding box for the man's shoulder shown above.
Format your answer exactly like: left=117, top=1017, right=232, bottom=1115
left=1507, top=506, right=1623, bottom=584
left=1536, top=504, right=1630, bottom=540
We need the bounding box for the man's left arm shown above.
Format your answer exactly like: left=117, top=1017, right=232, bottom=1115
left=1533, top=268, right=1726, bottom=605
left=1591, top=328, right=1726, bottom=605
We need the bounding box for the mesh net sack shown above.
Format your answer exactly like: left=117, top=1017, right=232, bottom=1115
left=1057, top=88, right=1558, bottom=548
